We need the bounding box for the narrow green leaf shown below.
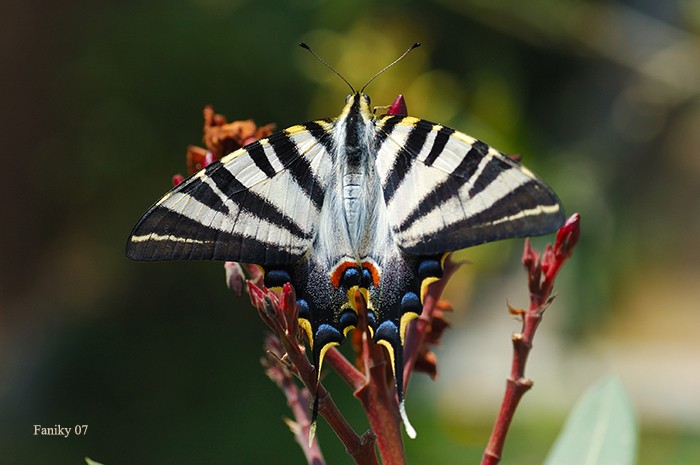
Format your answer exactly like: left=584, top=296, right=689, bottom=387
left=544, top=376, right=637, bottom=465
left=85, top=458, right=105, bottom=465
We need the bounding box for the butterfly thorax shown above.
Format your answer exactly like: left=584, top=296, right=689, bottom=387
left=334, top=93, right=379, bottom=255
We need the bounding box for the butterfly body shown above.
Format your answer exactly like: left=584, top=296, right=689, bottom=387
left=127, top=92, right=564, bottom=437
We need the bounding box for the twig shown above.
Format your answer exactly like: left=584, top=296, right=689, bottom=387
left=263, top=335, right=326, bottom=465
left=482, top=213, right=581, bottom=465
left=325, top=290, right=407, bottom=465
left=249, top=282, right=379, bottom=465
left=358, top=291, right=407, bottom=465
left=402, top=255, right=461, bottom=392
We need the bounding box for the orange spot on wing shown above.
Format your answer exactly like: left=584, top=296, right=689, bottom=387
left=329, top=259, right=359, bottom=288
left=361, top=259, right=381, bottom=287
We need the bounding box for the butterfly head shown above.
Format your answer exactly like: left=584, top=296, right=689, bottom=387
left=340, top=92, right=373, bottom=121
left=345, top=92, right=371, bottom=105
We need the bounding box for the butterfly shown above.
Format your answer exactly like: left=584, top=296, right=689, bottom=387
left=126, top=43, right=564, bottom=438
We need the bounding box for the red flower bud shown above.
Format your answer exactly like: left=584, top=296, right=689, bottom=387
left=521, top=238, right=538, bottom=270
left=247, top=281, right=265, bottom=308
left=281, top=282, right=299, bottom=335
left=541, top=244, right=555, bottom=277
left=281, top=282, right=296, bottom=313
left=555, top=213, right=581, bottom=260
left=387, top=94, right=408, bottom=116
left=172, top=174, right=185, bottom=186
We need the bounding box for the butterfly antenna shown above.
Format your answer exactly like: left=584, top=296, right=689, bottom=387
left=360, top=42, right=421, bottom=93
left=299, top=42, right=355, bottom=93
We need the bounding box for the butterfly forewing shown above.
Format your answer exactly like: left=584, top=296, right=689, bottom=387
left=126, top=122, right=335, bottom=263
left=374, top=115, right=564, bottom=255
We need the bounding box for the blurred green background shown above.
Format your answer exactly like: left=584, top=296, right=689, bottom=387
left=3, top=0, right=700, bottom=463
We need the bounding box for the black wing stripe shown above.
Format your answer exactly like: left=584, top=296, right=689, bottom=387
left=428, top=182, right=562, bottom=247
left=270, top=132, right=326, bottom=211
left=303, top=120, right=335, bottom=158
left=206, top=163, right=311, bottom=240
left=247, top=140, right=277, bottom=178
left=129, top=206, right=298, bottom=262
left=382, top=122, right=431, bottom=205
left=454, top=140, right=489, bottom=178
left=467, top=150, right=514, bottom=198
left=374, top=115, right=401, bottom=150
left=423, top=126, right=455, bottom=166
left=397, top=140, right=488, bottom=232
left=180, top=177, right=230, bottom=215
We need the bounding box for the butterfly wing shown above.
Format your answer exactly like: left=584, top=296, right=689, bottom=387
left=374, top=116, right=564, bottom=255
left=366, top=115, right=564, bottom=438
left=126, top=121, right=335, bottom=264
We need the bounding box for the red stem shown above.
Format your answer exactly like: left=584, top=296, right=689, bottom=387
left=250, top=283, right=378, bottom=465
left=345, top=290, right=407, bottom=465
left=402, top=256, right=460, bottom=391
left=481, top=214, right=580, bottom=465
left=357, top=347, right=406, bottom=465
left=325, top=347, right=365, bottom=390
left=278, top=330, right=378, bottom=465
left=263, top=342, right=326, bottom=465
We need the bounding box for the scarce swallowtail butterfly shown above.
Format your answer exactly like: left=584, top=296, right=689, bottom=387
left=126, top=43, right=565, bottom=439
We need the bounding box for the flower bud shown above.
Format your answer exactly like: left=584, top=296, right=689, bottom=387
left=555, top=213, right=581, bottom=260
left=172, top=174, right=185, bottom=186
left=388, top=94, right=408, bottom=116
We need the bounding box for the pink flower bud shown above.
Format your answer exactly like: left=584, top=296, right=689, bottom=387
left=203, top=150, right=216, bottom=168
left=224, top=261, right=246, bottom=296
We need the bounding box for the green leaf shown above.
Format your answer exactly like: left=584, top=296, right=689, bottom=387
left=544, top=376, right=637, bottom=465
left=85, top=458, right=105, bottom=465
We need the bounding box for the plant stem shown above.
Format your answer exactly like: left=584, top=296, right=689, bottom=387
left=356, top=348, right=406, bottom=465
left=326, top=290, right=406, bottom=465
left=263, top=338, right=326, bottom=465
left=481, top=317, right=537, bottom=465
left=354, top=293, right=406, bottom=465
left=250, top=283, right=379, bottom=465
left=278, top=322, right=378, bottom=465
left=481, top=214, right=581, bottom=465
left=402, top=256, right=459, bottom=391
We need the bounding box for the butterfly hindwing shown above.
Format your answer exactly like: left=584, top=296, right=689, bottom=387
left=374, top=115, right=564, bottom=255
left=126, top=121, right=335, bottom=264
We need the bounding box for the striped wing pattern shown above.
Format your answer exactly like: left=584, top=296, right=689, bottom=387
left=374, top=116, right=564, bottom=255
left=127, top=92, right=564, bottom=439
left=127, top=121, right=335, bottom=264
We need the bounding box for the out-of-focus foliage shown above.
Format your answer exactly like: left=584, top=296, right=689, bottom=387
left=2, top=0, right=699, bottom=464
left=544, top=377, right=636, bottom=465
